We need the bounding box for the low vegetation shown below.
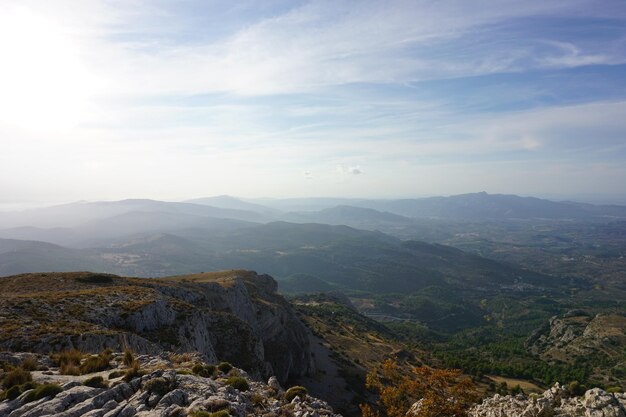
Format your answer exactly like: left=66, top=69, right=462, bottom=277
left=143, top=377, right=171, bottom=396
left=190, top=411, right=230, bottom=417
left=20, top=357, right=38, bottom=372
left=192, top=364, right=216, bottom=378
left=123, top=348, right=135, bottom=367
left=123, top=361, right=145, bottom=382
left=2, top=367, right=32, bottom=390
left=52, top=349, right=83, bottom=375
left=108, top=370, right=125, bottom=379
left=83, top=376, right=108, bottom=389
left=361, top=359, right=478, bottom=417
left=225, top=376, right=249, bottom=392
left=23, top=383, right=63, bottom=403
left=285, top=385, right=308, bottom=402
left=217, top=362, right=233, bottom=374
left=80, top=350, right=112, bottom=374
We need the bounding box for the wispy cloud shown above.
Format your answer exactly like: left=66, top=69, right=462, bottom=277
left=0, top=0, right=625, bottom=200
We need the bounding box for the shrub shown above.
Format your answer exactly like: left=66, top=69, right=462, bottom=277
left=108, top=370, right=125, bottom=379
left=83, top=376, right=108, bottom=389
left=566, top=381, right=587, bottom=396
left=360, top=359, right=478, bottom=417
left=76, top=274, right=113, bottom=284
left=217, top=362, right=233, bottom=374
left=2, top=367, right=32, bottom=390
left=209, top=411, right=230, bottom=417
left=123, top=361, right=144, bottom=382
left=20, top=357, right=38, bottom=371
left=511, top=384, right=524, bottom=395
left=1, top=385, right=21, bottom=401
left=251, top=392, right=264, bottom=406
left=285, top=386, right=308, bottom=402
left=189, top=412, right=212, bottom=417
left=22, top=381, right=37, bottom=391
left=80, top=351, right=111, bottom=374
left=175, top=369, right=192, bottom=375
left=123, top=349, right=135, bottom=367
left=190, top=411, right=231, bottom=417
left=23, top=384, right=62, bottom=403
left=52, top=350, right=82, bottom=367
left=226, top=376, right=249, bottom=392
left=143, top=377, right=171, bottom=396
left=60, top=364, right=80, bottom=376
left=192, top=364, right=216, bottom=378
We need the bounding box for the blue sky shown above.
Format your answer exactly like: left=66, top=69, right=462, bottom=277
left=0, top=0, right=625, bottom=204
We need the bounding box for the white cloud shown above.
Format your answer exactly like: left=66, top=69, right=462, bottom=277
left=0, top=0, right=625, bottom=201
left=4, top=0, right=620, bottom=101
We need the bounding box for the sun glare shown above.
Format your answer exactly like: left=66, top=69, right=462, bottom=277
left=0, top=8, right=93, bottom=130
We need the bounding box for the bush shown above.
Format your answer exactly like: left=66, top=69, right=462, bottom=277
left=225, top=376, right=249, bottom=391
left=80, top=351, right=111, bottom=374
left=217, top=362, right=233, bottom=374
left=189, top=412, right=212, bottom=417
left=567, top=381, right=587, bottom=396
left=285, top=386, right=308, bottom=402
left=511, top=384, right=524, bottom=395
left=123, top=349, right=135, bottom=367
left=190, top=411, right=231, bottom=417
left=60, top=364, right=80, bottom=376
left=1, top=385, right=21, bottom=401
left=83, top=376, right=108, bottom=389
left=76, top=274, right=113, bottom=284
left=2, top=367, right=32, bottom=390
left=175, top=369, right=192, bottom=375
left=23, top=384, right=63, bottom=403
left=143, top=377, right=171, bottom=396
left=251, top=392, right=264, bottom=406
left=360, top=359, right=478, bottom=417
left=22, top=381, right=37, bottom=391
left=209, top=411, right=230, bottom=417
left=20, top=357, right=38, bottom=372
left=108, top=370, right=125, bottom=379
left=192, top=364, right=216, bottom=378
left=123, top=361, right=145, bottom=382
left=52, top=350, right=82, bottom=367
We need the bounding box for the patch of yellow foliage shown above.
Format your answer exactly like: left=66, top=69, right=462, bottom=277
left=361, top=359, right=479, bottom=417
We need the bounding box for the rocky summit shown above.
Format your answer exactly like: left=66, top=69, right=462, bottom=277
left=0, top=271, right=312, bottom=385
left=0, top=352, right=340, bottom=417
left=467, top=383, right=626, bottom=417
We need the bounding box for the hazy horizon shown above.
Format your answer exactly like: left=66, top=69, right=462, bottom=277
left=1, top=1, right=626, bottom=204
left=2, top=191, right=626, bottom=213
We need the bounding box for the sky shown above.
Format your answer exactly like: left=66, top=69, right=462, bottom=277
left=1, top=0, right=626, bottom=205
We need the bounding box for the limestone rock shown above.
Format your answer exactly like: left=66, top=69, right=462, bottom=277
left=0, top=355, right=341, bottom=417
left=469, top=384, right=626, bottom=417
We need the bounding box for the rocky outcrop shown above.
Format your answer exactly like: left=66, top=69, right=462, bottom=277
left=0, top=271, right=313, bottom=384
left=468, top=383, right=626, bottom=417
left=526, top=312, right=626, bottom=366
left=0, top=353, right=341, bottom=417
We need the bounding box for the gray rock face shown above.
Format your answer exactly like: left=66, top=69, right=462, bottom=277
left=0, top=360, right=341, bottom=417
left=526, top=313, right=626, bottom=366
left=0, top=271, right=313, bottom=384
left=468, top=383, right=626, bottom=417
